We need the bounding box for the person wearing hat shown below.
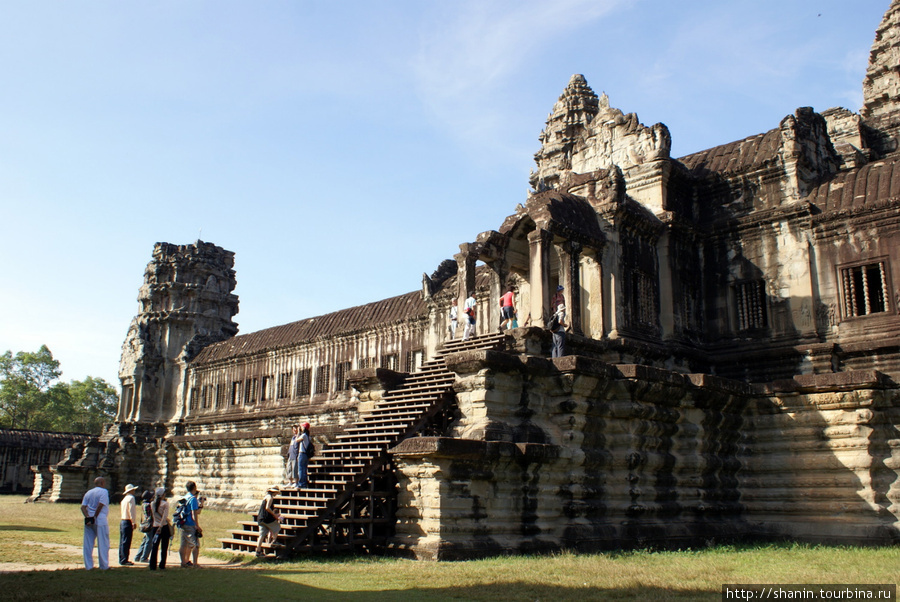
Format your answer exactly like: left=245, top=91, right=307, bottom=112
left=119, top=483, right=139, bottom=566
left=255, top=486, right=282, bottom=558
left=134, top=489, right=154, bottom=563
left=149, top=487, right=171, bottom=570
left=551, top=285, right=566, bottom=321
left=298, top=422, right=312, bottom=489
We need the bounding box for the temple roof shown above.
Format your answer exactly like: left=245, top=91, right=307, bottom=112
left=0, top=428, right=91, bottom=448
left=677, top=128, right=782, bottom=177
left=191, top=266, right=493, bottom=365
left=192, top=291, right=427, bottom=364
left=808, top=155, right=900, bottom=213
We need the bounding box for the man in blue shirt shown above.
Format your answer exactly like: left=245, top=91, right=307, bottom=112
left=178, top=481, right=202, bottom=568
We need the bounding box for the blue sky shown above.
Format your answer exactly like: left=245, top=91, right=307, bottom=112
left=0, top=0, right=888, bottom=389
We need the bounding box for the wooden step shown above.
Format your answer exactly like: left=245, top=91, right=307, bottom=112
left=224, top=333, right=511, bottom=558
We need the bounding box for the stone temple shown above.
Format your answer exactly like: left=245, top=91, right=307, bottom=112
left=39, top=1, right=900, bottom=559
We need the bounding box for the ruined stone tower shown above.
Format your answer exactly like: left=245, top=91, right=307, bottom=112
left=116, top=241, right=238, bottom=424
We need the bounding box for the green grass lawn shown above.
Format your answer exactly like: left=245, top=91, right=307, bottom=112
left=1, top=495, right=898, bottom=601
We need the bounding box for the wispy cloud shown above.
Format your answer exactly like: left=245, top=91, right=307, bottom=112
left=411, top=0, right=624, bottom=159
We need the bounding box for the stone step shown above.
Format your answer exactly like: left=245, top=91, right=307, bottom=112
left=223, top=333, right=510, bottom=557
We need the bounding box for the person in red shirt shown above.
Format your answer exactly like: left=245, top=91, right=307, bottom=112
left=499, top=286, right=516, bottom=331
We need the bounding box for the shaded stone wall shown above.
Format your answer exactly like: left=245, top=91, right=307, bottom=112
left=741, top=371, right=900, bottom=544
left=0, top=429, right=92, bottom=496
left=389, top=349, right=900, bottom=559
left=169, top=397, right=359, bottom=511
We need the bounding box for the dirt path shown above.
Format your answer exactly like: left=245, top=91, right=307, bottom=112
left=0, top=541, right=237, bottom=573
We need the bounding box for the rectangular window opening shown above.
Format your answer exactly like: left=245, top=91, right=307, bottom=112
left=335, top=361, right=351, bottom=391
left=315, top=365, right=331, bottom=395
left=735, top=279, right=768, bottom=331
left=842, top=261, right=889, bottom=318
left=277, top=372, right=292, bottom=399
left=296, top=369, right=311, bottom=397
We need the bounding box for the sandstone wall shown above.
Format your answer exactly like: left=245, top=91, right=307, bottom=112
left=0, top=429, right=92, bottom=495
left=389, top=350, right=900, bottom=559
left=741, top=371, right=900, bottom=544
left=152, top=393, right=363, bottom=511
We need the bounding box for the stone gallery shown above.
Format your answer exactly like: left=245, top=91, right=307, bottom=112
left=45, top=2, right=900, bottom=559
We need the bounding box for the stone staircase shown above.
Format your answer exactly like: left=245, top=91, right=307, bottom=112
left=219, top=332, right=507, bottom=557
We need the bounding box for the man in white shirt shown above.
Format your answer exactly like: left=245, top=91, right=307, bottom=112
left=462, top=292, right=477, bottom=340
left=119, top=483, right=139, bottom=566
left=80, top=476, right=110, bottom=570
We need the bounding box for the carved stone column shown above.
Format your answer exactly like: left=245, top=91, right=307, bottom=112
left=564, top=241, right=583, bottom=335
left=657, top=230, right=674, bottom=340
left=527, top=229, right=552, bottom=327
left=455, top=245, right=478, bottom=309
left=486, top=259, right=509, bottom=332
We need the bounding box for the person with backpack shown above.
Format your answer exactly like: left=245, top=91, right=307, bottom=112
left=134, top=490, right=154, bottom=563
left=255, top=486, right=282, bottom=558
left=549, top=301, right=567, bottom=358
left=177, top=481, right=202, bottom=568
left=148, top=487, right=171, bottom=570
left=297, top=423, right=314, bottom=489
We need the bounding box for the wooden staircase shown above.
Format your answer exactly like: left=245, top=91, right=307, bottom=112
left=219, top=332, right=507, bottom=557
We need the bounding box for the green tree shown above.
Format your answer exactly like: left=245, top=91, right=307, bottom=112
left=68, top=377, right=118, bottom=434
left=0, top=346, right=118, bottom=435
left=0, top=345, right=63, bottom=429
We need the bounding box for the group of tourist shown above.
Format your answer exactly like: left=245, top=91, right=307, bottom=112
left=80, top=477, right=204, bottom=571
left=251, top=421, right=316, bottom=557
left=447, top=285, right=567, bottom=357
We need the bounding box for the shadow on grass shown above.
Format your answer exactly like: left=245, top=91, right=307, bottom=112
left=0, top=566, right=718, bottom=602
left=0, top=526, right=64, bottom=533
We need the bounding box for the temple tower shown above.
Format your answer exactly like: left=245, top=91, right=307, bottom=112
left=862, top=0, right=900, bottom=154
left=116, top=241, right=239, bottom=424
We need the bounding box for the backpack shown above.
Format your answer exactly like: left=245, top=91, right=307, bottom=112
left=547, top=313, right=560, bottom=332
left=172, top=497, right=189, bottom=528
left=306, top=438, right=316, bottom=458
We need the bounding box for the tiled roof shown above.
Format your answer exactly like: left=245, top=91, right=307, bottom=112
left=193, top=290, right=427, bottom=364
left=0, top=428, right=91, bottom=448
left=808, top=156, right=900, bottom=213
left=678, top=129, right=782, bottom=176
